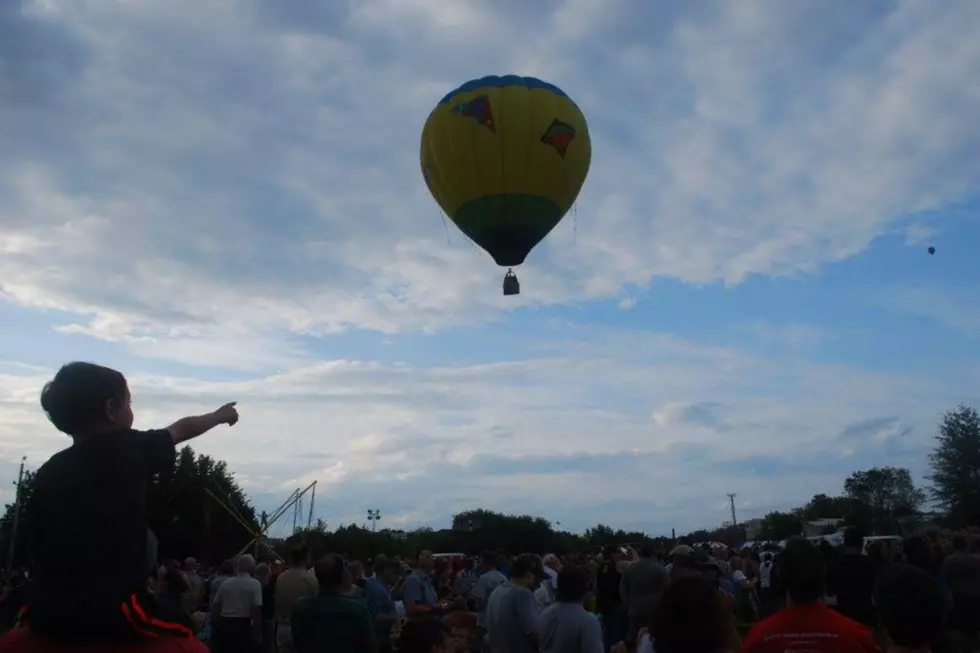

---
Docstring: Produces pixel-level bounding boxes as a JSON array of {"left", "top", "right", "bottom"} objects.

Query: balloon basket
[{"left": 502, "top": 269, "right": 520, "bottom": 296}]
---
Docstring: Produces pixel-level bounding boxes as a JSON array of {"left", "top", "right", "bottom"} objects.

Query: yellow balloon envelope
[{"left": 420, "top": 75, "right": 591, "bottom": 292}]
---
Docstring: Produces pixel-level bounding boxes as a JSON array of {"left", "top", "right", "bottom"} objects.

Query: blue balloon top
[{"left": 438, "top": 75, "right": 576, "bottom": 107}]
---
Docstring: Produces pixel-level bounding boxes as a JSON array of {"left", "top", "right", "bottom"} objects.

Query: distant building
[
  {"left": 743, "top": 518, "right": 765, "bottom": 541},
  {"left": 803, "top": 518, "right": 844, "bottom": 538}
]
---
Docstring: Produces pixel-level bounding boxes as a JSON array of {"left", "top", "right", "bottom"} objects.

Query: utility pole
[
  {"left": 7, "top": 457, "right": 26, "bottom": 573},
  {"left": 367, "top": 509, "right": 381, "bottom": 532},
  {"left": 727, "top": 493, "right": 738, "bottom": 529}
]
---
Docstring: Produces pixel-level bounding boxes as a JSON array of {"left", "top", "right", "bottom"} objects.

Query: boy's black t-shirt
[{"left": 27, "top": 429, "right": 175, "bottom": 624}]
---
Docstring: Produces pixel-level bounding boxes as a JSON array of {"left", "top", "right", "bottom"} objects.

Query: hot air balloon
[
  {"left": 927, "top": 246, "right": 936, "bottom": 255},
  {"left": 420, "top": 75, "right": 592, "bottom": 295}
]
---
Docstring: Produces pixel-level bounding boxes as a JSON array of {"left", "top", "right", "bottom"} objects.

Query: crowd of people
[{"left": 4, "top": 528, "right": 980, "bottom": 653}]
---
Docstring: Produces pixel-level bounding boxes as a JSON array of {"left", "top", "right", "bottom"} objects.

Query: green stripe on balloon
[{"left": 451, "top": 194, "right": 564, "bottom": 267}]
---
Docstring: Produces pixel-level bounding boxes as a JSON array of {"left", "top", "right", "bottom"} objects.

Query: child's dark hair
[{"left": 40, "top": 362, "right": 128, "bottom": 435}]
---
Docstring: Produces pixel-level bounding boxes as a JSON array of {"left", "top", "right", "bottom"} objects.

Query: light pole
[{"left": 367, "top": 509, "right": 381, "bottom": 532}]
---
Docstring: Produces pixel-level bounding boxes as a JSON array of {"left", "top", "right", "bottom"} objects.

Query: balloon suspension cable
[
  {"left": 573, "top": 203, "right": 578, "bottom": 245},
  {"left": 439, "top": 212, "right": 451, "bottom": 244}
]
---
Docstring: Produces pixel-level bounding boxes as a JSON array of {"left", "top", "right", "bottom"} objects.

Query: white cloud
[
  {"left": 0, "top": 328, "right": 968, "bottom": 531},
  {"left": 882, "top": 286, "right": 980, "bottom": 336},
  {"left": 738, "top": 322, "right": 825, "bottom": 349},
  {"left": 0, "top": 0, "right": 977, "bottom": 343},
  {"left": 1, "top": 0, "right": 979, "bottom": 532},
  {"left": 904, "top": 223, "right": 937, "bottom": 246}
]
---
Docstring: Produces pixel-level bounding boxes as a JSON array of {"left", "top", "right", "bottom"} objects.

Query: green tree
[
  {"left": 583, "top": 524, "right": 617, "bottom": 548},
  {"left": 759, "top": 510, "right": 802, "bottom": 540},
  {"left": 451, "top": 509, "right": 558, "bottom": 554},
  {"left": 798, "top": 493, "right": 872, "bottom": 532},
  {"left": 0, "top": 470, "right": 37, "bottom": 569},
  {"left": 844, "top": 466, "right": 925, "bottom": 533},
  {"left": 929, "top": 405, "right": 980, "bottom": 526},
  {"left": 147, "top": 446, "right": 259, "bottom": 563}
]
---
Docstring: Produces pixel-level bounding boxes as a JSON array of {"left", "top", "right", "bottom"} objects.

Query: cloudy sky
[{"left": 1, "top": 0, "right": 979, "bottom": 538}]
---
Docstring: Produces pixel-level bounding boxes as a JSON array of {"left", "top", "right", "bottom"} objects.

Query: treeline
[
  {"left": 2, "top": 406, "right": 977, "bottom": 566},
  {"left": 282, "top": 405, "right": 980, "bottom": 559},
  {"left": 281, "top": 510, "right": 672, "bottom": 562},
  {"left": 750, "top": 405, "right": 980, "bottom": 541}
]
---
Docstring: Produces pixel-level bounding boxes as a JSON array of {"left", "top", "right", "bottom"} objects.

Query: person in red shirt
[{"left": 742, "top": 537, "right": 881, "bottom": 653}]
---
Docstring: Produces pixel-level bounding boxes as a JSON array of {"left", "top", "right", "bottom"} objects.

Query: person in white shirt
[
  {"left": 757, "top": 551, "right": 776, "bottom": 617},
  {"left": 535, "top": 554, "right": 561, "bottom": 607},
  {"left": 212, "top": 554, "right": 263, "bottom": 653}
]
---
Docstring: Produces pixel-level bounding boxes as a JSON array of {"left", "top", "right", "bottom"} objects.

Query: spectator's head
[
  {"left": 509, "top": 553, "right": 545, "bottom": 589},
  {"left": 602, "top": 545, "right": 621, "bottom": 564},
  {"left": 397, "top": 618, "right": 451, "bottom": 653},
  {"left": 255, "top": 563, "right": 271, "bottom": 585},
  {"left": 639, "top": 544, "right": 655, "bottom": 559},
  {"left": 159, "top": 566, "right": 189, "bottom": 600},
  {"left": 953, "top": 534, "right": 968, "bottom": 552},
  {"left": 378, "top": 559, "right": 401, "bottom": 585},
  {"left": 236, "top": 554, "right": 257, "bottom": 576},
  {"left": 903, "top": 536, "right": 933, "bottom": 573},
  {"left": 842, "top": 527, "right": 864, "bottom": 550},
  {"left": 780, "top": 537, "right": 825, "bottom": 605},
  {"left": 480, "top": 551, "right": 498, "bottom": 571},
  {"left": 432, "top": 558, "right": 449, "bottom": 578},
  {"left": 286, "top": 541, "right": 310, "bottom": 567},
  {"left": 313, "top": 554, "right": 346, "bottom": 590},
  {"left": 669, "top": 544, "right": 693, "bottom": 561},
  {"left": 555, "top": 565, "right": 591, "bottom": 604},
  {"left": 40, "top": 362, "right": 133, "bottom": 436},
  {"left": 874, "top": 563, "right": 944, "bottom": 650},
  {"left": 417, "top": 550, "right": 434, "bottom": 572},
  {"left": 867, "top": 541, "right": 885, "bottom": 565},
  {"left": 650, "top": 576, "right": 728, "bottom": 653},
  {"left": 219, "top": 559, "right": 235, "bottom": 576},
  {"left": 542, "top": 553, "right": 561, "bottom": 572},
  {"left": 183, "top": 557, "right": 198, "bottom": 574},
  {"left": 348, "top": 560, "right": 364, "bottom": 580}
]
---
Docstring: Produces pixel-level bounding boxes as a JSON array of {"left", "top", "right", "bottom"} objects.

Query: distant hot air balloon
[
  {"left": 420, "top": 75, "right": 592, "bottom": 295},
  {"left": 927, "top": 246, "right": 936, "bottom": 255}
]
